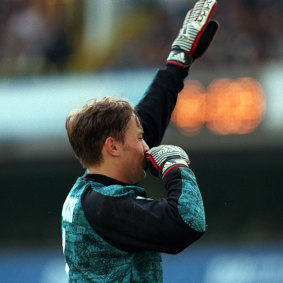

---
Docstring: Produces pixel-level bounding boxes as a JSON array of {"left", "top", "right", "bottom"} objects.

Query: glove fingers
[
  {"left": 190, "top": 0, "right": 205, "bottom": 24},
  {"left": 192, "top": 20, "right": 219, "bottom": 60},
  {"left": 183, "top": 9, "right": 193, "bottom": 28}
]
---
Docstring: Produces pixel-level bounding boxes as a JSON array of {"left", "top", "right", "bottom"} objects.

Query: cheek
[
  {"left": 134, "top": 141, "right": 144, "bottom": 153},
  {"left": 133, "top": 144, "right": 144, "bottom": 164}
]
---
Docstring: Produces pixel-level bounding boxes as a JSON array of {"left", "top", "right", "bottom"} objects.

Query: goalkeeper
[{"left": 62, "top": 1, "right": 218, "bottom": 282}]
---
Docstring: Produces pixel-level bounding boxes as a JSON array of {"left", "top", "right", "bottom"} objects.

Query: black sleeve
[
  {"left": 135, "top": 64, "right": 188, "bottom": 148},
  {"left": 82, "top": 167, "right": 204, "bottom": 254}
]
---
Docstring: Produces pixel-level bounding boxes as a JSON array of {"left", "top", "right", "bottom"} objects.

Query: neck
[{"left": 87, "top": 163, "right": 130, "bottom": 184}]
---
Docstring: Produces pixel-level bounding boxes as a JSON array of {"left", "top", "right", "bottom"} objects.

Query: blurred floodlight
[
  {"left": 171, "top": 77, "right": 265, "bottom": 136},
  {"left": 171, "top": 81, "right": 206, "bottom": 135}
]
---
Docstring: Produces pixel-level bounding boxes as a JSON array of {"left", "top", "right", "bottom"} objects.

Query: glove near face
[
  {"left": 146, "top": 145, "right": 190, "bottom": 179},
  {"left": 167, "top": 0, "right": 219, "bottom": 68}
]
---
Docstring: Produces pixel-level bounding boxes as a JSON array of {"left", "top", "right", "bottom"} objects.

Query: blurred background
[{"left": 0, "top": 0, "right": 283, "bottom": 282}]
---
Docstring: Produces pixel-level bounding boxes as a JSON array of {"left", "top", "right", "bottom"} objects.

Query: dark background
[{"left": 2, "top": 144, "right": 282, "bottom": 249}]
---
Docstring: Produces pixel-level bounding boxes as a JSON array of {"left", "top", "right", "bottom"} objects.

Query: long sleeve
[
  {"left": 135, "top": 64, "right": 188, "bottom": 148},
  {"left": 82, "top": 167, "right": 205, "bottom": 254}
]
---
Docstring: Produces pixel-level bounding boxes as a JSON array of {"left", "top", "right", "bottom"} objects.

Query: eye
[{"left": 138, "top": 135, "right": 144, "bottom": 140}]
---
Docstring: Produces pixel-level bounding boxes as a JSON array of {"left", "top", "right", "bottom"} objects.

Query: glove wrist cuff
[
  {"left": 167, "top": 49, "right": 193, "bottom": 69},
  {"left": 162, "top": 159, "right": 189, "bottom": 179},
  {"left": 162, "top": 164, "right": 187, "bottom": 179}
]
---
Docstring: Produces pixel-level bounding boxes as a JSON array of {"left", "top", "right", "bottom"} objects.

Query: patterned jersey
[
  {"left": 62, "top": 177, "right": 163, "bottom": 282},
  {"left": 62, "top": 166, "right": 205, "bottom": 282}
]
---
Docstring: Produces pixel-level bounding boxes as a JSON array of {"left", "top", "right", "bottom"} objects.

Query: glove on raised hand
[
  {"left": 146, "top": 145, "right": 190, "bottom": 179},
  {"left": 167, "top": 0, "right": 219, "bottom": 68}
]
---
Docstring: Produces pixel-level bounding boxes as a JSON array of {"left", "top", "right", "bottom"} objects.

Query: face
[{"left": 119, "top": 115, "right": 149, "bottom": 184}]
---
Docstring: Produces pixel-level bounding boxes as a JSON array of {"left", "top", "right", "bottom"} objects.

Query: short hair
[{"left": 66, "top": 97, "right": 139, "bottom": 168}]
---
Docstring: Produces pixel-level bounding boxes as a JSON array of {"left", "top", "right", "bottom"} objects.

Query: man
[{"left": 62, "top": 0, "right": 218, "bottom": 282}]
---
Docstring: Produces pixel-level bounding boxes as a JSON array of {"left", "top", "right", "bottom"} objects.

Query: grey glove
[
  {"left": 146, "top": 145, "right": 190, "bottom": 179},
  {"left": 167, "top": 0, "right": 219, "bottom": 68}
]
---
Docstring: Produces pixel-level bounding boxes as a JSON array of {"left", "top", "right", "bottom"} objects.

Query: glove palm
[{"left": 167, "top": 0, "right": 219, "bottom": 68}]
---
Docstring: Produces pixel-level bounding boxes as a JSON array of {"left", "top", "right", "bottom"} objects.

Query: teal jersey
[
  {"left": 62, "top": 176, "right": 162, "bottom": 282},
  {"left": 62, "top": 166, "right": 205, "bottom": 282}
]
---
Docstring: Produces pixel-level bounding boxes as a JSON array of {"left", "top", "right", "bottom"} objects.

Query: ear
[{"left": 104, "top": 137, "right": 121, "bottom": 157}]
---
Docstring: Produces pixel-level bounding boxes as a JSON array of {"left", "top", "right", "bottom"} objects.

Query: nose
[{"left": 143, "top": 140, "right": 149, "bottom": 152}]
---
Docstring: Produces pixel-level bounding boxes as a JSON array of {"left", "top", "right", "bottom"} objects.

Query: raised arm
[
  {"left": 135, "top": 65, "right": 188, "bottom": 148},
  {"left": 136, "top": 0, "right": 218, "bottom": 148}
]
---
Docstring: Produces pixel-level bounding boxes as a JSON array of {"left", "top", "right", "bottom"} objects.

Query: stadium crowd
[{"left": 0, "top": 0, "right": 282, "bottom": 74}]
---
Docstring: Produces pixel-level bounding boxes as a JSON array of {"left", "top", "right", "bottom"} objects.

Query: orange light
[
  {"left": 171, "top": 81, "right": 206, "bottom": 136},
  {"left": 171, "top": 78, "right": 266, "bottom": 136}
]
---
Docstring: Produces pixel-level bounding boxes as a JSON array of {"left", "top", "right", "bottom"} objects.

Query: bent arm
[
  {"left": 82, "top": 167, "right": 205, "bottom": 254},
  {"left": 135, "top": 64, "right": 188, "bottom": 148}
]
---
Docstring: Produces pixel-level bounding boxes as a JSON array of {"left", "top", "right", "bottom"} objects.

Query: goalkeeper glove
[
  {"left": 167, "top": 0, "right": 219, "bottom": 68},
  {"left": 146, "top": 145, "right": 190, "bottom": 179}
]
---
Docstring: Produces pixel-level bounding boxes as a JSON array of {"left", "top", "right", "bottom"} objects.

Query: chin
[
  {"left": 141, "top": 170, "right": 147, "bottom": 180},
  {"left": 134, "top": 170, "right": 147, "bottom": 184}
]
